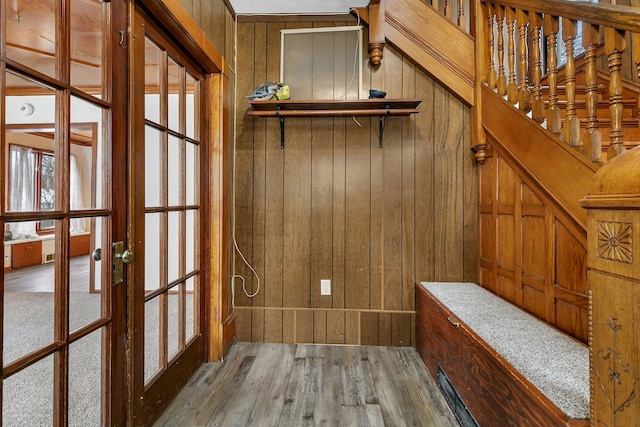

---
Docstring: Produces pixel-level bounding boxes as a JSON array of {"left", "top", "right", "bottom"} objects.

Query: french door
[
  {"left": 128, "top": 6, "right": 207, "bottom": 424},
  {"left": 0, "top": 0, "right": 128, "bottom": 425}
]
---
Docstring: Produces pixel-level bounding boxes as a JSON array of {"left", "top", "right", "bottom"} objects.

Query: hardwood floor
[
  {"left": 154, "top": 342, "right": 460, "bottom": 426},
  {"left": 4, "top": 255, "right": 90, "bottom": 292}
]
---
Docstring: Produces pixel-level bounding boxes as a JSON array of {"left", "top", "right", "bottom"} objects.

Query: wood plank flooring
[
  {"left": 4, "top": 255, "right": 90, "bottom": 292},
  {"left": 154, "top": 342, "right": 460, "bottom": 426}
]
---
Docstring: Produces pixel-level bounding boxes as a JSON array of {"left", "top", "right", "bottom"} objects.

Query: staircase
[{"left": 366, "top": 1, "right": 640, "bottom": 424}]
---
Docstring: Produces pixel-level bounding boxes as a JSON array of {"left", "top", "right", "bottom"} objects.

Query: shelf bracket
[
  {"left": 276, "top": 106, "right": 285, "bottom": 149},
  {"left": 378, "top": 104, "right": 390, "bottom": 148}
]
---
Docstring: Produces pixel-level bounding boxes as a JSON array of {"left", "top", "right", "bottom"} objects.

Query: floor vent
[
  {"left": 44, "top": 253, "right": 55, "bottom": 263},
  {"left": 437, "top": 366, "right": 479, "bottom": 427}
]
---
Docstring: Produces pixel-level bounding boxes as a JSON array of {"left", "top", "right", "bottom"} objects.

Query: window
[
  {"left": 7, "top": 144, "right": 83, "bottom": 237},
  {"left": 280, "top": 26, "right": 363, "bottom": 100}
]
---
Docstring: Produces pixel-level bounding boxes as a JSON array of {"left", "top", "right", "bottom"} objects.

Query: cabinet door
[
  {"left": 12, "top": 241, "right": 43, "bottom": 268},
  {"left": 70, "top": 235, "right": 90, "bottom": 257}
]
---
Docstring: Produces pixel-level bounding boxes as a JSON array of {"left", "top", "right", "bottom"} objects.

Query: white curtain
[
  {"left": 70, "top": 154, "right": 85, "bottom": 233},
  {"left": 7, "top": 148, "right": 85, "bottom": 239},
  {"left": 8, "top": 145, "right": 37, "bottom": 239}
]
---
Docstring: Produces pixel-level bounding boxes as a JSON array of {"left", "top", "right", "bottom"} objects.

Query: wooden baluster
[
  {"left": 516, "top": 9, "right": 531, "bottom": 113},
  {"left": 487, "top": 4, "right": 497, "bottom": 90},
  {"left": 531, "top": 12, "right": 544, "bottom": 124},
  {"left": 583, "top": 23, "right": 602, "bottom": 162},
  {"left": 545, "top": 15, "right": 561, "bottom": 136},
  {"left": 445, "top": 0, "right": 452, "bottom": 21},
  {"left": 496, "top": 6, "right": 507, "bottom": 96},
  {"left": 458, "top": 0, "right": 465, "bottom": 29},
  {"left": 506, "top": 7, "right": 518, "bottom": 104},
  {"left": 562, "top": 18, "right": 580, "bottom": 146},
  {"left": 605, "top": 27, "right": 627, "bottom": 160}
]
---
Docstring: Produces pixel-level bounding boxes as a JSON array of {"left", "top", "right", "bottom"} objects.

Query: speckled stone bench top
[{"left": 419, "top": 282, "right": 589, "bottom": 420}]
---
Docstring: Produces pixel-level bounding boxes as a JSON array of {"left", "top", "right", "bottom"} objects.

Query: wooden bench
[{"left": 416, "top": 282, "right": 589, "bottom": 427}]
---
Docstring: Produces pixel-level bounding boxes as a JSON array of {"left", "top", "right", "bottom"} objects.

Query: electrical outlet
[{"left": 321, "top": 279, "right": 331, "bottom": 296}]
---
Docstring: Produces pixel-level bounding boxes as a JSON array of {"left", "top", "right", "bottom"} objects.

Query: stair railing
[{"left": 474, "top": 0, "right": 640, "bottom": 165}]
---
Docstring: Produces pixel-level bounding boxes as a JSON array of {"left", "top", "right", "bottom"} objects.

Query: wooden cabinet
[
  {"left": 70, "top": 234, "right": 91, "bottom": 257},
  {"left": 12, "top": 240, "right": 43, "bottom": 269}
]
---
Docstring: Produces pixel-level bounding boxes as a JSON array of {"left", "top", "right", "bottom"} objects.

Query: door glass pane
[
  {"left": 168, "top": 284, "right": 180, "bottom": 361},
  {"left": 71, "top": 96, "right": 105, "bottom": 210},
  {"left": 68, "top": 328, "right": 103, "bottom": 427},
  {"left": 145, "top": 37, "right": 162, "bottom": 124},
  {"left": 167, "top": 57, "right": 180, "bottom": 133},
  {"left": 168, "top": 211, "right": 180, "bottom": 284},
  {"left": 185, "top": 209, "right": 196, "bottom": 274},
  {"left": 145, "top": 126, "right": 163, "bottom": 208},
  {"left": 4, "top": 220, "right": 57, "bottom": 364},
  {"left": 145, "top": 213, "right": 162, "bottom": 292},
  {"left": 5, "top": 73, "right": 57, "bottom": 216},
  {"left": 186, "top": 142, "right": 197, "bottom": 206},
  {"left": 3, "top": 354, "right": 54, "bottom": 425},
  {"left": 186, "top": 72, "right": 196, "bottom": 139},
  {"left": 168, "top": 135, "right": 181, "bottom": 207},
  {"left": 70, "top": 217, "right": 105, "bottom": 333},
  {"left": 5, "top": 0, "right": 57, "bottom": 78},
  {"left": 186, "top": 275, "right": 196, "bottom": 341},
  {"left": 70, "top": 0, "right": 104, "bottom": 95},
  {"left": 144, "top": 295, "right": 161, "bottom": 383}
]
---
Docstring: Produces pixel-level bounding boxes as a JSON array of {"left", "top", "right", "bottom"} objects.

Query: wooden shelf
[{"left": 247, "top": 99, "right": 422, "bottom": 147}]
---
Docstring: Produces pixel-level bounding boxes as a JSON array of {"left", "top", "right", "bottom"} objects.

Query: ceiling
[{"left": 228, "top": 0, "right": 371, "bottom": 15}]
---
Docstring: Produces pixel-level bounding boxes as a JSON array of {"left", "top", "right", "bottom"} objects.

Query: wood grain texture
[
  {"left": 582, "top": 151, "right": 640, "bottom": 424},
  {"left": 234, "top": 20, "right": 476, "bottom": 345},
  {"left": 478, "top": 135, "right": 589, "bottom": 342},
  {"left": 384, "top": 0, "right": 475, "bottom": 104},
  {"left": 154, "top": 342, "right": 459, "bottom": 426},
  {"left": 416, "top": 285, "right": 589, "bottom": 427}
]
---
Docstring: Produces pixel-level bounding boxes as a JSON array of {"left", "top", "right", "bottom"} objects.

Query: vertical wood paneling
[
  {"left": 313, "top": 310, "right": 327, "bottom": 344},
  {"left": 479, "top": 147, "right": 588, "bottom": 343},
  {"left": 296, "top": 310, "right": 313, "bottom": 343},
  {"left": 345, "top": 311, "right": 360, "bottom": 345},
  {"left": 361, "top": 312, "right": 379, "bottom": 346},
  {"left": 264, "top": 23, "right": 286, "bottom": 321},
  {"left": 369, "top": 27, "right": 384, "bottom": 312},
  {"left": 333, "top": 119, "right": 347, "bottom": 310},
  {"left": 264, "top": 310, "right": 283, "bottom": 343},
  {"left": 251, "top": 308, "right": 264, "bottom": 342},
  {"left": 235, "top": 23, "right": 256, "bottom": 311},
  {"left": 181, "top": 0, "right": 229, "bottom": 61},
  {"left": 327, "top": 311, "right": 345, "bottom": 344},
  {"left": 463, "top": 106, "right": 478, "bottom": 282},
  {"left": 253, "top": 23, "right": 267, "bottom": 312},
  {"left": 311, "top": 119, "right": 334, "bottom": 309},
  {"left": 345, "top": 116, "right": 372, "bottom": 309},
  {"left": 401, "top": 57, "right": 416, "bottom": 311},
  {"left": 234, "top": 21, "right": 477, "bottom": 346},
  {"left": 282, "top": 310, "right": 295, "bottom": 343},
  {"left": 378, "top": 313, "right": 392, "bottom": 346},
  {"left": 382, "top": 47, "right": 404, "bottom": 311},
  {"left": 414, "top": 69, "right": 436, "bottom": 282},
  {"left": 434, "top": 86, "right": 465, "bottom": 281}
]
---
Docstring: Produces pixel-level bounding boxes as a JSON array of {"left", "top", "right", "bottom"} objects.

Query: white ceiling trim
[{"left": 228, "top": 0, "right": 371, "bottom": 15}]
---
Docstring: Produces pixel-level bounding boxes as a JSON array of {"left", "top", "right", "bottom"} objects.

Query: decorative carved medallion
[
  {"left": 597, "top": 221, "right": 632, "bottom": 264},
  {"left": 595, "top": 316, "right": 636, "bottom": 426}
]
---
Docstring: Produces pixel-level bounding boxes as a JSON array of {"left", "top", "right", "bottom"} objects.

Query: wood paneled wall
[
  {"left": 478, "top": 142, "right": 588, "bottom": 343},
  {"left": 233, "top": 20, "right": 478, "bottom": 346},
  {"left": 179, "top": 0, "right": 232, "bottom": 62}
]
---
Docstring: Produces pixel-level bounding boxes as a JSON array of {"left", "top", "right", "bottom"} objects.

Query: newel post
[
  {"left": 368, "top": 0, "right": 385, "bottom": 66},
  {"left": 581, "top": 147, "right": 640, "bottom": 425},
  {"left": 471, "top": 0, "right": 488, "bottom": 164}
]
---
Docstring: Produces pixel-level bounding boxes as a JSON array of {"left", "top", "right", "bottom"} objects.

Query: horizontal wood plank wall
[
  {"left": 479, "top": 143, "right": 588, "bottom": 343},
  {"left": 234, "top": 20, "right": 477, "bottom": 346}
]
